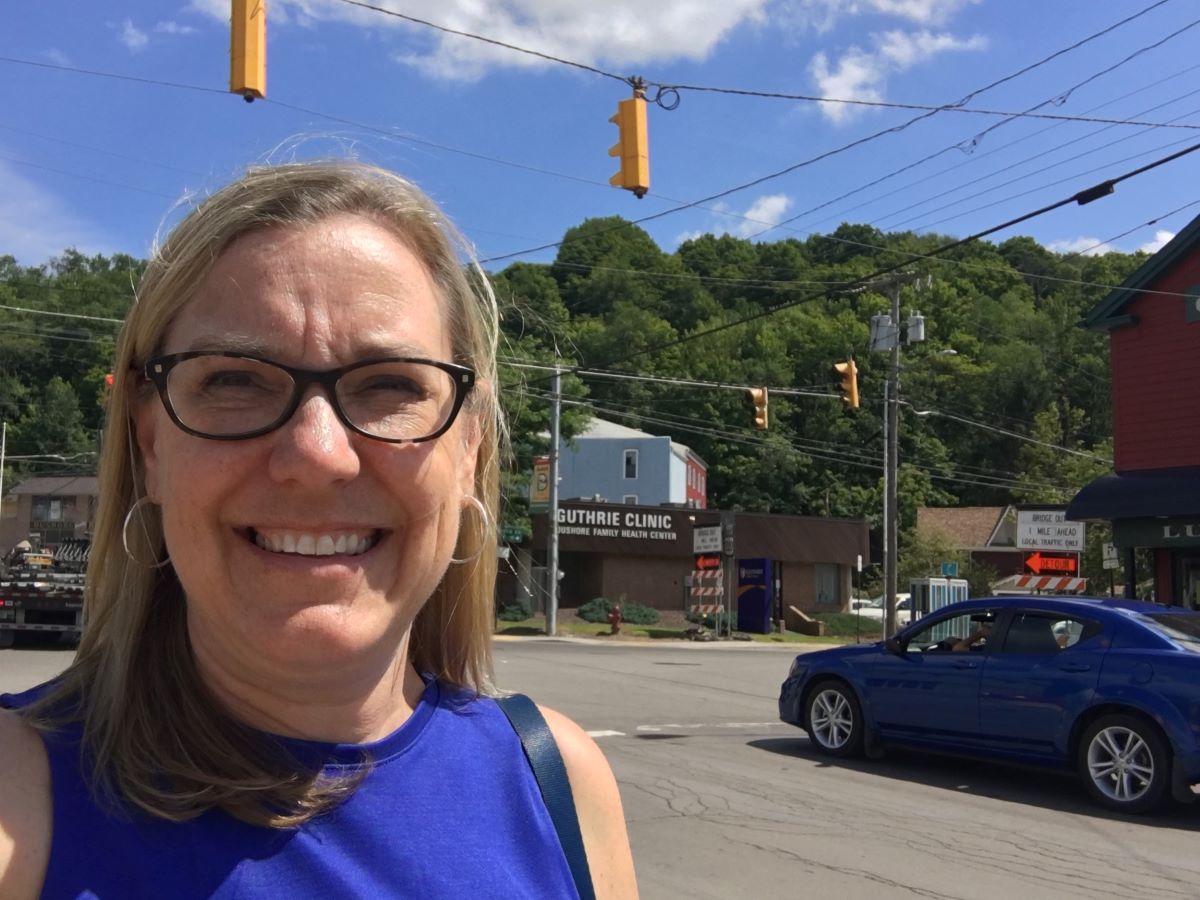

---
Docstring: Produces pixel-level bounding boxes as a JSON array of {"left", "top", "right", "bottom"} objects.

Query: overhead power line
[
  {"left": 508, "top": 139, "right": 1200, "bottom": 387},
  {"left": 337, "top": 0, "right": 1194, "bottom": 132}
]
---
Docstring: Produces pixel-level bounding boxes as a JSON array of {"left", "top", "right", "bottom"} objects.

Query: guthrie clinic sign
[
  {"left": 1016, "top": 507, "right": 1086, "bottom": 553},
  {"left": 558, "top": 507, "right": 679, "bottom": 542}
]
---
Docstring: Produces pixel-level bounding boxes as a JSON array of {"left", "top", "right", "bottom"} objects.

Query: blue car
[{"left": 778, "top": 596, "right": 1200, "bottom": 814}]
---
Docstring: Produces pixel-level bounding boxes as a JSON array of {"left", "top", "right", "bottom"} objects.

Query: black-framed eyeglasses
[{"left": 142, "top": 351, "right": 476, "bottom": 443}]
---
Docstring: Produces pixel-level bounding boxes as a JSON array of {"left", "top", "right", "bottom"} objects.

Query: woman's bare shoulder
[
  {"left": 0, "top": 707, "right": 51, "bottom": 898},
  {"left": 538, "top": 705, "right": 639, "bottom": 900}
]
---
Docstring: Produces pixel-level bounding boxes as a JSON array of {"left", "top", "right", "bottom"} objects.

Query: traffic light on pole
[
  {"left": 833, "top": 358, "right": 859, "bottom": 408},
  {"left": 230, "top": 0, "right": 266, "bottom": 102},
  {"left": 746, "top": 387, "right": 768, "bottom": 430},
  {"left": 609, "top": 95, "right": 649, "bottom": 198}
]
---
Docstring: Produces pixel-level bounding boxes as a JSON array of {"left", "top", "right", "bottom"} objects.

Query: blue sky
[{"left": 3, "top": 0, "right": 1199, "bottom": 269}]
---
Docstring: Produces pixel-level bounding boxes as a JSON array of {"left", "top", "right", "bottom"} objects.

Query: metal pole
[
  {"left": 546, "top": 368, "right": 562, "bottom": 637},
  {"left": 880, "top": 379, "right": 889, "bottom": 638},
  {"left": 0, "top": 422, "right": 6, "bottom": 536},
  {"left": 886, "top": 283, "right": 901, "bottom": 638}
]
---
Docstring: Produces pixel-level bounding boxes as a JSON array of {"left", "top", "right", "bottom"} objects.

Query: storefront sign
[
  {"left": 1016, "top": 508, "right": 1086, "bottom": 551},
  {"left": 556, "top": 507, "right": 678, "bottom": 542},
  {"left": 1113, "top": 518, "right": 1200, "bottom": 549}
]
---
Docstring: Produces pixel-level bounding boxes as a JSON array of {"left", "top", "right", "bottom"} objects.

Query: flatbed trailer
[{"left": 0, "top": 538, "right": 88, "bottom": 648}]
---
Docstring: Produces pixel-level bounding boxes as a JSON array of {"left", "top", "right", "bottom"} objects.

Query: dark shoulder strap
[{"left": 495, "top": 693, "right": 596, "bottom": 900}]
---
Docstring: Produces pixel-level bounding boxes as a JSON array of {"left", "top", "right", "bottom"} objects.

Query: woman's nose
[{"left": 266, "top": 388, "right": 361, "bottom": 484}]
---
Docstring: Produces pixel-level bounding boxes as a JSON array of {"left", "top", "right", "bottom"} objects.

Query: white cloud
[
  {"left": 780, "top": 0, "right": 979, "bottom": 33},
  {"left": 1046, "top": 237, "right": 1114, "bottom": 257},
  {"left": 186, "top": 0, "right": 229, "bottom": 20},
  {"left": 118, "top": 19, "right": 149, "bottom": 52},
  {"left": 1137, "top": 229, "right": 1174, "bottom": 254},
  {"left": 674, "top": 193, "right": 795, "bottom": 245},
  {"left": 809, "top": 29, "right": 986, "bottom": 123},
  {"left": 155, "top": 21, "right": 198, "bottom": 35},
  {"left": 43, "top": 48, "right": 70, "bottom": 67},
  {"left": 0, "top": 161, "right": 111, "bottom": 265},
  {"left": 187, "top": 0, "right": 773, "bottom": 79},
  {"left": 736, "top": 194, "right": 795, "bottom": 236}
]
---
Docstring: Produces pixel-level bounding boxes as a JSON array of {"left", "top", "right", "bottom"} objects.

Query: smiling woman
[{"left": 0, "top": 162, "right": 637, "bottom": 899}]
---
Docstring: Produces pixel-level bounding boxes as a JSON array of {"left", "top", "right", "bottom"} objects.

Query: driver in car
[{"left": 951, "top": 618, "right": 992, "bottom": 652}]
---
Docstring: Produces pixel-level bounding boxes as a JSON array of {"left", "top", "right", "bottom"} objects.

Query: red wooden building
[{"left": 1066, "top": 215, "right": 1200, "bottom": 604}]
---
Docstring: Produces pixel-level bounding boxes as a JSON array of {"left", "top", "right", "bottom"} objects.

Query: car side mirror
[{"left": 884, "top": 637, "right": 904, "bottom": 655}]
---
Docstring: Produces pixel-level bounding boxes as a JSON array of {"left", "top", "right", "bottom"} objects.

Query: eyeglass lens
[{"left": 164, "top": 356, "right": 457, "bottom": 440}]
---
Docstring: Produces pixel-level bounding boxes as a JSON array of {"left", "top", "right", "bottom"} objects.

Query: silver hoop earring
[
  {"left": 450, "top": 494, "right": 492, "bottom": 565},
  {"left": 122, "top": 496, "right": 171, "bottom": 569}
]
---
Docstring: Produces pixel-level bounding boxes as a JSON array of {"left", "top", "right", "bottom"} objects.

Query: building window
[
  {"left": 623, "top": 449, "right": 638, "bottom": 479},
  {"left": 31, "top": 496, "right": 67, "bottom": 522},
  {"left": 623, "top": 494, "right": 638, "bottom": 504},
  {"left": 815, "top": 563, "right": 839, "bottom": 605}
]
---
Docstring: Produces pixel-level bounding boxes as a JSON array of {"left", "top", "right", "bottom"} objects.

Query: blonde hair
[{"left": 27, "top": 161, "right": 503, "bottom": 827}]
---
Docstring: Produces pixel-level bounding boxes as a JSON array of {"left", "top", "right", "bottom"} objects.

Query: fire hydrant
[{"left": 607, "top": 603, "right": 622, "bottom": 635}]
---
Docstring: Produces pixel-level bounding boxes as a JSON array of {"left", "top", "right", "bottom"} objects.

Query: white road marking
[
  {"left": 587, "top": 730, "right": 626, "bottom": 738},
  {"left": 636, "top": 722, "right": 785, "bottom": 731}
]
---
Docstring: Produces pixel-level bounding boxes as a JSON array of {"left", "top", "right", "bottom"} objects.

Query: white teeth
[{"left": 252, "top": 531, "right": 376, "bottom": 557}]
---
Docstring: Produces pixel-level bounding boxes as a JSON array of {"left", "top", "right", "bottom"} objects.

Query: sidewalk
[{"left": 492, "top": 632, "right": 843, "bottom": 651}]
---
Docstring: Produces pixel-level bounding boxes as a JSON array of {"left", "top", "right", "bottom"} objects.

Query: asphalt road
[
  {"left": 5, "top": 638, "right": 1200, "bottom": 899},
  {"left": 493, "top": 637, "right": 1200, "bottom": 900}
]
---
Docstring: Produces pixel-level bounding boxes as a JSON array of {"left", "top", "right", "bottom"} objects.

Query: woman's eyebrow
[{"left": 183, "top": 334, "right": 276, "bottom": 355}]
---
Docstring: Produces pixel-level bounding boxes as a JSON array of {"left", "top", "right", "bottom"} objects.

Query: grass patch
[{"left": 494, "top": 612, "right": 880, "bottom": 644}]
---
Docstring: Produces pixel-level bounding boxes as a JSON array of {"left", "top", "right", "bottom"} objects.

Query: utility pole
[
  {"left": 868, "top": 273, "right": 927, "bottom": 637},
  {"left": 546, "top": 368, "right": 562, "bottom": 637},
  {"left": 0, "top": 421, "right": 6, "bottom": 527}
]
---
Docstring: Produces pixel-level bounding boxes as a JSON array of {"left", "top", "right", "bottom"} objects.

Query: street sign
[
  {"left": 940, "top": 561, "right": 958, "bottom": 578},
  {"left": 530, "top": 456, "right": 550, "bottom": 512},
  {"left": 693, "top": 525, "right": 722, "bottom": 554},
  {"left": 1023, "top": 551, "right": 1079, "bottom": 576},
  {"left": 1016, "top": 508, "right": 1086, "bottom": 552},
  {"left": 501, "top": 525, "right": 525, "bottom": 544},
  {"left": 1102, "top": 542, "right": 1120, "bottom": 570},
  {"left": 694, "top": 553, "right": 721, "bottom": 571}
]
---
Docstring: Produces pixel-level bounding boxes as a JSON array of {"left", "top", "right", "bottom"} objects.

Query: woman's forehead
[{"left": 162, "top": 217, "right": 452, "bottom": 360}]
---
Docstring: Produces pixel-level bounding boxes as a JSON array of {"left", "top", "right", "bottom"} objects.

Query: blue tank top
[{"left": 1, "top": 677, "right": 579, "bottom": 899}]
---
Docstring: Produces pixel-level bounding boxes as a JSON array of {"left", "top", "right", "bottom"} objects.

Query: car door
[
  {"left": 978, "top": 610, "right": 1104, "bottom": 759},
  {"left": 867, "top": 608, "right": 996, "bottom": 746}
]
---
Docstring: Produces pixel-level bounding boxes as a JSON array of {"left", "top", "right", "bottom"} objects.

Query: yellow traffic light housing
[
  {"left": 230, "top": 0, "right": 266, "bottom": 102},
  {"left": 833, "top": 359, "right": 859, "bottom": 409},
  {"left": 609, "top": 96, "right": 649, "bottom": 198},
  {"left": 746, "top": 387, "right": 769, "bottom": 430}
]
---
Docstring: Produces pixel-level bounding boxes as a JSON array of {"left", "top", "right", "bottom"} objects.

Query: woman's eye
[
  {"left": 359, "top": 377, "right": 424, "bottom": 398},
  {"left": 203, "top": 370, "right": 267, "bottom": 389}
]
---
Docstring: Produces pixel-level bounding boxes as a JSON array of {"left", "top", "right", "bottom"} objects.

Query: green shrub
[
  {"left": 575, "top": 596, "right": 660, "bottom": 625},
  {"left": 686, "top": 609, "right": 729, "bottom": 628},
  {"left": 496, "top": 596, "right": 533, "bottom": 622},
  {"left": 620, "top": 602, "right": 659, "bottom": 625},
  {"left": 576, "top": 597, "right": 613, "bottom": 623}
]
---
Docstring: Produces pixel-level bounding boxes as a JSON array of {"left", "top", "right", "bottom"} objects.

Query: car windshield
[{"left": 1137, "top": 612, "right": 1200, "bottom": 651}]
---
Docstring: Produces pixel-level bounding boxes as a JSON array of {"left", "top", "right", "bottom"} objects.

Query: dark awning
[{"left": 1066, "top": 467, "right": 1200, "bottom": 521}]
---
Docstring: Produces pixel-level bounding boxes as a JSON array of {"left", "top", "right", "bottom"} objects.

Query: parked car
[
  {"left": 851, "top": 593, "right": 912, "bottom": 625},
  {"left": 779, "top": 596, "right": 1200, "bottom": 814}
]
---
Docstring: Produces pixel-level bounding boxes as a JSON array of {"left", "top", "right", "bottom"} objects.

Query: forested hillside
[{"left": 1, "top": 220, "right": 1142, "bottom": 583}]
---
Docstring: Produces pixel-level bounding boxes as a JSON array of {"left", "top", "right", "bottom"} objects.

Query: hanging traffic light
[
  {"left": 833, "top": 359, "right": 859, "bottom": 408},
  {"left": 746, "top": 387, "right": 768, "bottom": 430},
  {"left": 609, "top": 94, "right": 649, "bottom": 198},
  {"left": 230, "top": 0, "right": 266, "bottom": 102}
]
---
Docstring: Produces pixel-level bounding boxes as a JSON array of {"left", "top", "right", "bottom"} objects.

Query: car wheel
[
  {"left": 1078, "top": 714, "right": 1170, "bottom": 814},
  {"left": 805, "top": 680, "right": 863, "bottom": 758}
]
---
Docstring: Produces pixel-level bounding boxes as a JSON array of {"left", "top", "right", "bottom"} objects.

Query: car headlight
[{"left": 788, "top": 657, "right": 807, "bottom": 679}]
